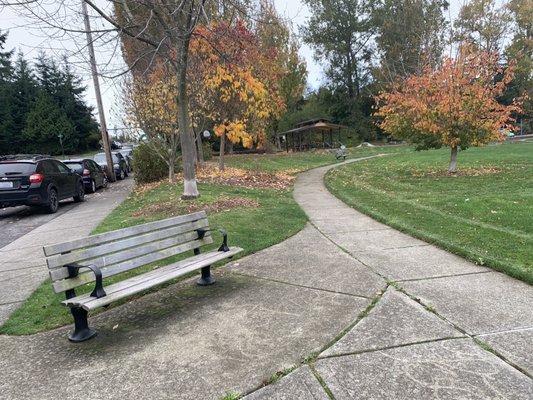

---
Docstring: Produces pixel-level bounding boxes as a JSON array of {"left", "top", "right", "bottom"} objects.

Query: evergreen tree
[
  {"left": 22, "top": 91, "right": 75, "bottom": 154},
  {"left": 0, "top": 30, "right": 15, "bottom": 154},
  {"left": 0, "top": 30, "right": 13, "bottom": 81},
  {"left": 10, "top": 53, "right": 38, "bottom": 152},
  {"left": 59, "top": 58, "right": 99, "bottom": 151},
  {"left": 0, "top": 33, "right": 99, "bottom": 156}
]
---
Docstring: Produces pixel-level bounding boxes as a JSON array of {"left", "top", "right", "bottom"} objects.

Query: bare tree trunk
[
  {"left": 448, "top": 146, "right": 458, "bottom": 173},
  {"left": 168, "top": 134, "right": 178, "bottom": 183},
  {"left": 195, "top": 130, "right": 204, "bottom": 166},
  {"left": 219, "top": 133, "right": 226, "bottom": 171},
  {"left": 169, "top": 161, "right": 176, "bottom": 183},
  {"left": 176, "top": 41, "right": 199, "bottom": 199}
]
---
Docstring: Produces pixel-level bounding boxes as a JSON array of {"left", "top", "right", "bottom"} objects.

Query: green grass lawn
[
  {"left": 224, "top": 145, "right": 405, "bottom": 173},
  {"left": 0, "top": 144, "right": 406, "bottom": 335},
  {"left": 0, "top": 183, "right": 307, "bottom": 335},
  {"left": 326, "top": 143, "right": 533, "bottom": 284}
]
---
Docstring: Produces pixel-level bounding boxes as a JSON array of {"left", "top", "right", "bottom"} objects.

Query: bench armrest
[
  {"left": 196, "top": 227, "right": 230, "bottom": 252},
  {"left": 67, "top": 263, "right": 107, "bottom": 298}
]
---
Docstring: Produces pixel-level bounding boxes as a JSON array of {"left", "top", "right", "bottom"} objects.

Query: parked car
[
  {"left": 0, "top": 155, "right": 85, "bottom": 213},
  {"left": 63, "top": 159, "right": 107, "bottom": 193},
  {"left": 116, "top": 148, "right": 133, "bottom": 172},
  {"left": 93, "top": 152, "right": 128, "bottom": 180}
]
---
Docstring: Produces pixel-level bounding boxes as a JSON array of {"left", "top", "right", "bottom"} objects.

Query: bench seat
[{"left": 64, "top": 246, "right": 242, "bottom": 311}]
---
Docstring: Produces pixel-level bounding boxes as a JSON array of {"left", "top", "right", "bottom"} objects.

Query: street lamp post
[{"left": 58, "top": 133, "right": 65, "bottom": 158}]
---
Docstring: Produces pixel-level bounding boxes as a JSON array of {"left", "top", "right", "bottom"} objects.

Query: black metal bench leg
[
  {"left": 197, "top": 265, "right": 215, "bottom": 286},
  {"left": 68, "top": 307, "right": 97, "bottom": 343}
]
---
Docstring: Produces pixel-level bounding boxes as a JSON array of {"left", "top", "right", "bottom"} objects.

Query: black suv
[
  {"left": 63, "top": 159, "right": 107, "bottom": 193},
  {"left": 0, "top": 155, "right": 85, "bottom": 213}
]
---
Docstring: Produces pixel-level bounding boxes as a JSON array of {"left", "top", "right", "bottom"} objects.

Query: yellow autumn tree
[
  {"left": 125, "top": 64, "right": 180, "bottom": 182},
  {"left": 190, "top": 21, "right": 283, "bottom": 170}
]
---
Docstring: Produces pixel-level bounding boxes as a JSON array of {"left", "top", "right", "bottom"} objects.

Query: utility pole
[{"left": 81, "top": 0, "right": 115, "bottom": 181}]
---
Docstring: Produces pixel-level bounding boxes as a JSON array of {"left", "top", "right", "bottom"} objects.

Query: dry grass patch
[{"left": 410, "top": 166, "right": 504, "bottom": 178}]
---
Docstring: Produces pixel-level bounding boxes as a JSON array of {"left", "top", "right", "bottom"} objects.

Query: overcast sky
[{"left": 0, "top": 0, "right": 466, "bottom": 127}]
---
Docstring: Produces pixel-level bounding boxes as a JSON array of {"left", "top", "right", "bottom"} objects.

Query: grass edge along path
[
  {"left": 0, "top": 145, "right": 407, "bottom": 335},
  {"left": 325, "top": 143, "right": 532, "bottom": 285},
  {"left": 0, "top": 183, "right": 307, "bottom": 335}
]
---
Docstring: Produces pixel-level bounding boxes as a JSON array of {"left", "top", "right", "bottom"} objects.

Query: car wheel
[
  {"left": 102, "top": 176, "right": 108, "bottom": 188},
  {"left": 44, "top": 188, "right": 59, "bottom": 214},
  {"left": 73, "top": 183, "right": 85, "bottom": 202},
  {"left": 89, "top": 179, "right": 97, "bottom": 193},
  {"left": 118, "top": 169, "right": 125, "bottom": 180}
]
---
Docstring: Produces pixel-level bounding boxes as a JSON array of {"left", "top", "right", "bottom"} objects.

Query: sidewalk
[
  {"left": 0, "top": 178, "right": 133, "bottom": 324},
  {"left": 0, "top": 159, "right": 531, "bottom": 399},
  {"left": 246, "top": 159, "right": 533, "bottom": 399}
]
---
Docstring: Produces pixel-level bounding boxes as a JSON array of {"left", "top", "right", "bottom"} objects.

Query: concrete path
[
  {"left": 0, "top": 178, "right": 133, "bottom": 324},
  {"left": 245, "top": 159, "right": 533, "bottom": 399},
  {"left": 0, "top": 158, "right": 531, "bottom": 400}
]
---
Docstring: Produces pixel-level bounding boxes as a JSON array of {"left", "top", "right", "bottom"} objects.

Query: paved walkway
[
  {"left": 0, "top": 159, "right": 531, "bottom": 399},
  {"left": 0, "top": 178, "right": 133, "bottom": 324},
  {"left": 246, "top": 159, "right": 533, "bottom": 399}
]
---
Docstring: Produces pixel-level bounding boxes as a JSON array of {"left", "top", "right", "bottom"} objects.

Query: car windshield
[
  {"left": 64, "top": 162, "right": 83, "bottom": 173},
  {"left": 94, "top": 154, "right": 106, "bottom": 163},
  {"left": 0, "top": 163, "right": 35, "bottom": 176},
  {"left": 95, "top": 154, "right": 119, "bottom": 163}
]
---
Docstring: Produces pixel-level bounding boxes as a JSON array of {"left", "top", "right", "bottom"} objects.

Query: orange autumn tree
[
  {"left": 376, "top": 46, "right": 522, "bottom": 172},
  {"left": 190, "top": 21, "right": 284, "bottom": 170}
]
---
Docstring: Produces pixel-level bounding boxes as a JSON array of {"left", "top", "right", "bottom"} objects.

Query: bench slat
[
  {"left": 43, "top": 211, "right": 207, "bottom": 256},
  {"left": 64, "top": 247, "right": 243, "bottom": 310},
  {"left": 51, "top": 236, "right": 214, "bottom": 293},
  {"left": 49, "top": 230, "right": 212, "bottom": 281},
  {"left": 46, "top": 219, "right": 209, "bottom": 269}
]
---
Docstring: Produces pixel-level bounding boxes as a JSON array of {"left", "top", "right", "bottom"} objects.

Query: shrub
[
  {"left": 202, "top": 141, "right": 213, "bottom": 160},
  {"left": 132, "top": 143, "right": 169, "bottom": 184}
]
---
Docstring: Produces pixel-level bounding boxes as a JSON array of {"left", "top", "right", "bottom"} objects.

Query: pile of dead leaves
[
  {"left": 133, "top": 164, "right": 294, "bottom": 195},
  {"left": 131, "top": 196, "right": 260, "bottom": 219},
  {"left": 133, "top": 180, "right": 167, "bottom": 195},
  {"left": 193, "top": 164, "right": 294, "bottom": 190}
]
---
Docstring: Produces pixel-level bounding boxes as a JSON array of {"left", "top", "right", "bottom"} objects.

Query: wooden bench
[{"left": 43, "top": 211, "right": 242, "bottom": 342}]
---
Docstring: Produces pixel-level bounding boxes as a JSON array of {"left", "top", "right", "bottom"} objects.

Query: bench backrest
[{"left": 44, "top": 211, "right": 213, "bottom": 293}]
